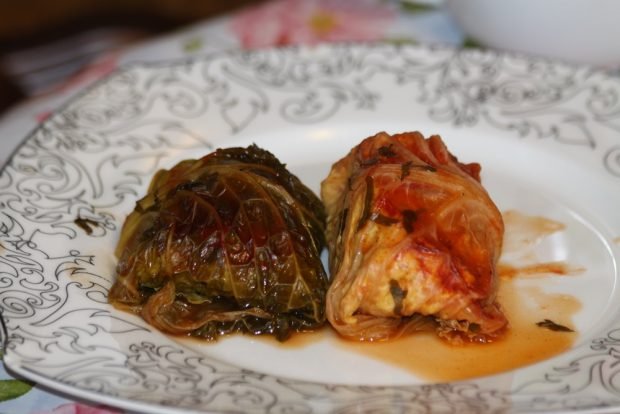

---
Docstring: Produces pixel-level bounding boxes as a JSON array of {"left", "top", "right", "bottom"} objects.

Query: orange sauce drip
[
  {"left": 614, "top": 237, "right": 620, "bottom": 245},
  {"left": 501, "top": 210, "right": 565, "bottom": 254},
  {"left": 498, "top": 262, "right": 584, "bottom": 278}
]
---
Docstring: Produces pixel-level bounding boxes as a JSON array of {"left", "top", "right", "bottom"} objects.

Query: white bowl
[{"left": 445, "top": 0, "right": 620, "bottom": 67}]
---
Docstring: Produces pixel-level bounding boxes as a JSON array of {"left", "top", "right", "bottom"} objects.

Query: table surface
[{"left": 0, "top": 1, "right": 614, "bottom": 413}]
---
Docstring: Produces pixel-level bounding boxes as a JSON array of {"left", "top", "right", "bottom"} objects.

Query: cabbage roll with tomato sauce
[
  {"left": 321, "top": 131, "right": 506, "bottom": 343},
  {"left": 109, "top": 145, "right": 328, "bottom": 341}
]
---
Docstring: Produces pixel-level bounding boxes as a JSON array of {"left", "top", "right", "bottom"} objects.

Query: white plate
[{"left": 1, "top": 43, "right": 619, "bottom": 413}]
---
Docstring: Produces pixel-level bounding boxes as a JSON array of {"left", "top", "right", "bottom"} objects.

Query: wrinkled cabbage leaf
[
  {"left": 109, "top": 145, "right": 328, "bottom": 341},
  {"left": 321, "top": 131, "right": 506, "bottom": 343}
]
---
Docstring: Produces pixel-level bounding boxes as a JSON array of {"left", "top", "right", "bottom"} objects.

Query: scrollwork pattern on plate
[
  {"left": 604, "top": 146, "right": 620, "bottom": 176},
  {"left": 3, "top": 44, "right": 619, "bottom": 240},
  {"left": 1, "top": 43, "right": 620, "bottom": 413}
]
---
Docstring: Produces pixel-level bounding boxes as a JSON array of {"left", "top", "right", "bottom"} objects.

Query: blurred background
[
  {"left": 0, "top": 0, "right": 265, "bottom": 113},
  {"left": 2, "top": 0, "right": 618, "bottom": 118}
]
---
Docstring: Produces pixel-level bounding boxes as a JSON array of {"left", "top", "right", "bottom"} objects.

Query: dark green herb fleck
[
  {"left": 402, "top": 209, "right": 418, "bottom": 233},
  {"left": 378, "top": 145, "right": 397, "bottom": 158},
  {"left": 357, "top": 176, "right": 374, "bottom": 230},
  {"left": 536, "top": 319, "right": 574, "bottom": 332},
  {"left": 389, "top": 279, "right": 407, "bottom": 315},
  {"left": 370, "top": 212, "right": 400, "bottom": 226},
  {"left": 74, "top": 217, "right": 99, "bottom": 235},
  {"left": 401, "top": 161, "right": 436, "bottom": 179},
  {"left": 469, "top": 323, "right": 481, "bottom": 333},
  {"left": 360, "top": 157, "right": 379, "bottom": 167},
  {"left": 338, "top": 208, "right": 349, "bottom": 237},
  {"left": 401, "top": 161, "right": 413, "bottom": 180}
]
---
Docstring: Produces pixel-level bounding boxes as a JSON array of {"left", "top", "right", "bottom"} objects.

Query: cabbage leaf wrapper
[
  {"left": 109, "top": 145, "right": 328, "bottom": 341},
  {"left": 321, "top": 132, "right": 507, "bottom": 343}
]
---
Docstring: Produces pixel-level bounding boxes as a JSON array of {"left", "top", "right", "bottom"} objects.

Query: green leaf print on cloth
[{"left": 0, "top": 379, "right": 33, "bottom": 402}]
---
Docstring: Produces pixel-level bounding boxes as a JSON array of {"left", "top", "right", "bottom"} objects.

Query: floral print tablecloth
[{"left": 0, "top": 1, "right": 463, "bottom": 413}]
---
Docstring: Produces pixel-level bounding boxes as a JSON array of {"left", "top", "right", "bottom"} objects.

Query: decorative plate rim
[{"left": 1, "top": 41, "right": 619, "bottom": 414}]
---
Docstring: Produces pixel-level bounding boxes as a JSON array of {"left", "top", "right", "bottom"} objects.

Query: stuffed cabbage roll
[
  {"left": 321, "top": 131, "right": 506, "bottom": 343},
  {"left": 109, "top": 145, "right": 328, "bottom": 341}
]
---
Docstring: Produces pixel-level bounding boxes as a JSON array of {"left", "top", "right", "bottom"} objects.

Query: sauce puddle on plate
[
  {"left": 498, "top": 262, "right": 583, "bottom": 278},
  {"left": 343, "top": 210, "right": 580, "bottom": 381},
  {"left": 499, "top": 210, "right": 584, "bottom": 279},
  {"left": 333, "top": 278, "right": 580, "bottom": 382}
]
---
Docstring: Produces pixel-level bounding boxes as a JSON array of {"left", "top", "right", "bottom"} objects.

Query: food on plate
[
  {"left": 321, "top": 131, "right": 507, "bottom": 343},
  {"left": 109, "top": 144, "right": 328, "bottom": 341}
]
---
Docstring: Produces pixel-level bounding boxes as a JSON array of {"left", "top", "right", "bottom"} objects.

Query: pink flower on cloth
[
  {"left": 230, "top": 0, "right": 397, "bottom": 48},
  {"left": 32, "top": 402, "right": 121, "bottom": 414},
  {"left": 35, "top": 110, "right": 53, "bottom": 123},
  {"left": 54, "top": 52, "right": 119, "bottom": 94},
  {"left": 32, "top": 52, "right": 119, "bottom": 124}
]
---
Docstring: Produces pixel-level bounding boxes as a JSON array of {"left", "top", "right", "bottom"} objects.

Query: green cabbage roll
[{"left": 109, "top": 145, "right": 328, "bottom": 341}]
